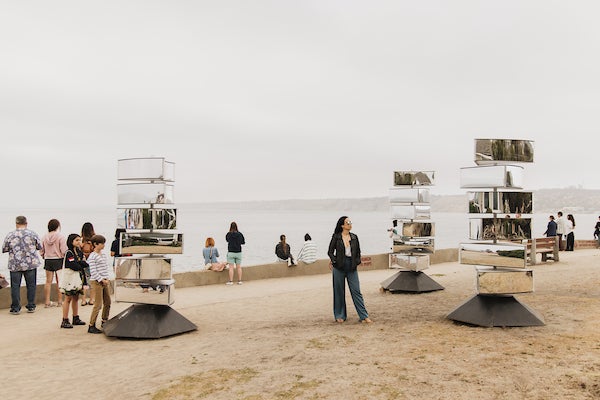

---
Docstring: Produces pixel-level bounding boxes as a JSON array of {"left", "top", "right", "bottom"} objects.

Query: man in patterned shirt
[{"left": 2, "top": 216, "right": 42, "bottom": 314}]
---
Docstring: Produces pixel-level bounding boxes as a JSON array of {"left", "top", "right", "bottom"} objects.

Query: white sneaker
[
  {"left": 237, "top": 281, "right": 243, "bottom": 285},
  {"left": 226, "top": 281, "right": 233, "bottom": 285}
]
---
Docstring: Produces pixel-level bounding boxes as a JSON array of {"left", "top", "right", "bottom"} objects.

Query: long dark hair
[
  {"left": 567, "top": 214, "right": 576, "bottom": 227},
  {"left": 333, "top": 216, "right": 348, "bottom": 235},
  {"left": 81, "top": 222, "right": 95, "bottom": 240},
  {"left": 229, "top": 222, "right": 238, "bottom": 232},
  {"left": 66, "top": 233, "right": 80, "bottom": 251}
]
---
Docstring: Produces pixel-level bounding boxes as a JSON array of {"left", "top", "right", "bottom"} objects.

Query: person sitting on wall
[{"left": 275, "top": 234, "right": 297, "bottom": 266}]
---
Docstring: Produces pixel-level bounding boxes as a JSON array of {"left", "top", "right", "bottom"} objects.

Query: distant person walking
[
  {"left": 327, "top": 216, "right": 372, "bottom": 324},
  {"left": 544, "top": 215, "right": 557, "bottom": 237},
  {"left": 2, "top": 216, "right": 43, "bottom": 315},
  {"left": 275, "top": 234, "right": 297, "bottom": 266},
  {"left": 566, "top": 214, "right": 576, "bottom": 251},
  {"left": 225, "top": 222, "right": 245, "bottom": 285},
  {"left": 556, "top": 211, "right": 566, "bottom": 251},
  {"left": 594, "top": 216, "right": 600, "bottom": 247},
  {"left": 297, "top": 233, "right": 317, "bottom": 264},
  {"left": 40, "top": 219, "right": 67, "bottom": 308}
]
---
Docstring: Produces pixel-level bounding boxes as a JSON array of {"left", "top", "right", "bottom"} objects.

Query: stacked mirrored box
[
  {"left": 114, "top": 157, "right": 182, "bottom": 305},
  {"left": 388, "top": 171, "right": 435, "bottom": 271},
  {"left": 459, "top": 139, "right": 535, "bottom": 294}
]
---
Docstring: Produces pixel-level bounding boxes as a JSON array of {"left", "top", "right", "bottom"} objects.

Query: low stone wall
[{"left": 0, "top": 249, "right": 458, "bottom": 309}]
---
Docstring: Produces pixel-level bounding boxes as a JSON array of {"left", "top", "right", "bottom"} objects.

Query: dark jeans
[
  {"left": 332, "top": 257, "right": 368, "bottom": 321},
  {"left": 10, "top": 269, "right": 37, "bottom": 312},
  {"left": 566, "top": 232, "right": 575, "bottom": 251}
]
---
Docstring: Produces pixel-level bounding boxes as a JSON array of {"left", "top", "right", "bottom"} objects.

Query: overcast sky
[{"left": 1, "top": 1, "right": 599, "bottom": 208}]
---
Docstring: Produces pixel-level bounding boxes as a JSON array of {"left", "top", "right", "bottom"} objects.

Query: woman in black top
[
  {"left": 275, "top": 234, "right": 297, "bottom": 266},
  {"left": 225, "top": 222, "right": 245, "bottom": 285},
  {"left": 327, "top": 216, "right": 371, "bottom": 324}
]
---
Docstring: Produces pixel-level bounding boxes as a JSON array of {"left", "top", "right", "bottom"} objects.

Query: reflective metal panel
[
  {"left": 401, "top": 222, "right": 435, "bottom": 237},
  {"left": 117, "top": 183, "right": 174, "bottom": 205},
  {"left": 460, "top": 242, "right": 527, "bottom": 268},
  {"left": 389, "top": 254, "right": 430, "bottom": 271},
  {"left": 392, "top": 238, "right": 435, "bottom": 254},
  {"left": 468, "top": 191, "right": 533, "bottom": 214},
  {"left": 118, "top": 158, "right": 175, "bottom": 181},
  {"left": 389, "top": 188, "right": 430, "bottom": 204},
  {"left": 120, "top": 232, "right": 183, "bottom": 255},
  {"left": 393, "top": 171, "right": 435, "bottom": 186},
  {"left": 469, "top": 218, "right": 531, "bottom": 241},
  {"left": 476, "top": 267, "right": 534, "bottom": 294},
  {"left": 117, "top": 208, "right": 177, "bottom": 230},
  {"left": 474, "top": 139, "right": 534, "bottom": 165},
  {"left": 114, "top": 280, "right": 175, "bottom": 305},
  {"left": 460, "top": 165, "right": 524, "bottom": 189},
  {"left": 114, "top": 257, "right": 172, "bottom": 280},
  {"left": 390, "top": 205, "right": 431, "bottom": 220}
]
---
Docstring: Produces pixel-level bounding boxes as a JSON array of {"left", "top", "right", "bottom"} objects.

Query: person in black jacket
[
  {"left": 60, "top": 233, "right": 89, "bottom": 329},
  {"left": 225, "top": 222, "right": 245, "bottom": 285},
  {"left": 275, "top": 234, "right": 297, "bottom": 266},
  {"left": 327, "top": 216, "right": 372, "bottom": 324}
]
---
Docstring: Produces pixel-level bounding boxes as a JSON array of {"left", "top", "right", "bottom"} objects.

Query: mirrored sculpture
[
  {"left": 401, "top": 222, "right": 435, "bottom": 237},
  {"left": 117, "top": 208, "right": 177, "bottom": 230},
  {"left": 390, "top": 205, "right": 431, "bottom": 220},
  {"left": 474, "top": 139, "right": 534, "bottom": 165},
  {"left": 113, "top": 280, "right": 175, "bottom": 306},
  {"left": 476, "top": 267, "right": 534, "bottom": 294},
  {"left": 118, "top": 157, "right": 175, "bottom": 181},
  {"left": 117, "top": 183, "right": 174, "bottom": 205},
  {"left": 120, "top": 232, "right": 183, "bottom": 255},
  {"left": 468, "top": 218, "right": 531, "bottom": 241},
  {"left": 393, "top": 238, "right": 435, "bottom": 254},
  {"left": 389, "top": 254, "right": 430, "bottom": 271},
  {"left": 389, "top": 188, "right": 430, "bottom": 204},
  {"left": 460, "top": 165, "right": 524, "bottom": 189},
  {"left": 468, "top": 191, "right": 533, "bottom": 214},
  {"left": 459, "top": 242, "right": 527, "bottom": 268},
  {"left": 115, "top": 257, "right": 173, "bottom": 280},
  {"left": 393, "top": 171, "right": 435, "bottom": 186}
]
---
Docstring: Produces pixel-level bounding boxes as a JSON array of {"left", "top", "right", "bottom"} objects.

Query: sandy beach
[{"left": 4, "top": 249, "right": 600, "bottom": 400}]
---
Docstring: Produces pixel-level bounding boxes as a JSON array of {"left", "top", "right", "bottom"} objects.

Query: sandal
[
  {"left": 81, "top": 300, "right": 88, "bottom": 306},
  {"left": 45, "top": 301, "right": 57, "bottom": 308},
  {"left": 88, "top": 301, "right": 94, "bottom": 306}
]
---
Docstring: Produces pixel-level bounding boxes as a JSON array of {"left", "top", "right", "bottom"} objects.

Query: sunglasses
[{"left": 344, "top": 220, "right": 353, "bottom": 225}]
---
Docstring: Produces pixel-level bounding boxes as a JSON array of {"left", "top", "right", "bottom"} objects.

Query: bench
[{"left": 526, "top": 237, "right": 559, "bottom": 265}]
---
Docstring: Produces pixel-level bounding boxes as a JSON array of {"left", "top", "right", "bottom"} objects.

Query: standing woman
[
  {"left": 40, "top": 219, "right": 67, "bottom": 308},
  {"left": 327, "top": 216, "right": 372, "bottom": 324},
  {"left": 80, "top": 222, "right": 95, "bottom": 305},
  {"left": 225, "top": 222, "right": 245, "bottom": 285},
  {"left": 566, "top": 214, "right": 576, "bottom": 251}
]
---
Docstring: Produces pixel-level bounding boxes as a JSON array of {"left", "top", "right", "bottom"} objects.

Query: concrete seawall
[{"left": 0, "top": 248, "right": 454, "bottom": 309}]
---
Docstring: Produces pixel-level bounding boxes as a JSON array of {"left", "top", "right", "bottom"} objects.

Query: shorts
[
  {"left": 44, "top": 258, "right": 63, "bottom": 272},
  {"left": 227, "top": 252, "right": 242, "bottom": 265}
]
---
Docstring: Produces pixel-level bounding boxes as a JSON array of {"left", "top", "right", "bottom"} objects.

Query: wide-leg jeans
[
  {"left": 10, "top": 268, "right": 37, "bottom": 312},
  {"left": 332, "top": 259, "right": 369, "bottom": 321}
]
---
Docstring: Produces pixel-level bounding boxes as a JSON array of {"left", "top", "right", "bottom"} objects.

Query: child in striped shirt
[{"left": 87, "top": 234, "right": 111, "bottom": 334}]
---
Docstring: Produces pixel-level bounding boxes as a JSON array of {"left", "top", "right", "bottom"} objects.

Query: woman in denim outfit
[{"left": 327, "top": 216, "right": 372, "bottom": 324}]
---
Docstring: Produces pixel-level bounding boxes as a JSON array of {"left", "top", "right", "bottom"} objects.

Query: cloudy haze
[{"left": 1, "top": 1, "right": 599, "bottom": 208}]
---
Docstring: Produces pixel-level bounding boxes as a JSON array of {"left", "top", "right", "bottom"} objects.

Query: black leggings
[{"left": 566, "top": 232, "right": 575, "bottom": 251}]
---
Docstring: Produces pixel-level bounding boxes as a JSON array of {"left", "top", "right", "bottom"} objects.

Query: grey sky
[{"left": 1, "top": 1, "right": 598, "bottom": 208}]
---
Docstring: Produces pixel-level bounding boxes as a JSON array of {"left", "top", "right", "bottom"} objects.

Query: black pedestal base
[
  {"left": 380, "top": 270, "right": 445, "bottom": 293},
  {"left": 103, "top": 304, "right": 197, "bottom": 339},
  {"left": 447, "top": 294, "right": 545, "bottom": 327}
]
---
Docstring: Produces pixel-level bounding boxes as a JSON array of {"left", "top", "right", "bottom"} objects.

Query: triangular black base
[
  {"left": 381, "top": 270, "right": 445, "bottom": 293},
  {"left": 103, "top": 304, "right": 197, "bottom": 339},
  {"left": 447, "top": 294, "right": 545, "bottom": 327}
]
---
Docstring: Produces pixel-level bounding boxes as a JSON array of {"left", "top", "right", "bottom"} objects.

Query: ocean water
[{"left": 0, "top": 204, "right": 597, "bottom": 285}]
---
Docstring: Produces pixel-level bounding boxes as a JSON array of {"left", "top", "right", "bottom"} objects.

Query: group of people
[
  {"left": 1, "top": 216, "right": 112, "bottom": 333},
  {"left": 544, "top": 211, "right": 577, "bottom": 251},
  {"left": 3, "top": 214, "right": 374, "bottom": 326},
  {"left": 201, "top": 217, "right": 372, "bottom": 323}
]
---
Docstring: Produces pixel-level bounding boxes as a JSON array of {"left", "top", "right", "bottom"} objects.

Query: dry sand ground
[{"left": 4, "top": 249, "right": 600, "bottom": 400}]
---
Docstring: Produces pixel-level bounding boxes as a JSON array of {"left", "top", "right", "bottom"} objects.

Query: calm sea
[{"left": 0, "top": 204, "right": 597, "bottom": 284}]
